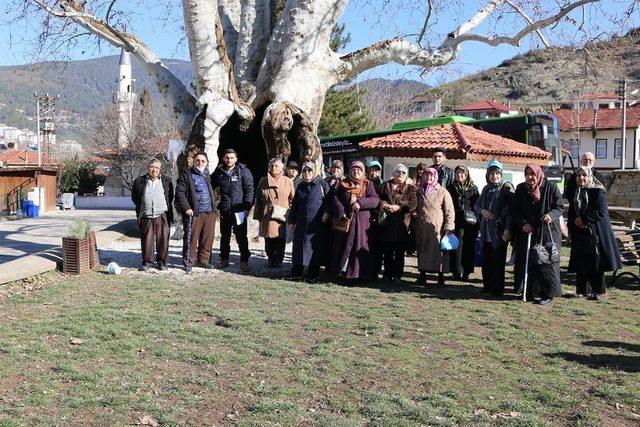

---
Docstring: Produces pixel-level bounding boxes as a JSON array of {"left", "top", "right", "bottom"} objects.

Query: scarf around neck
[{"left": 525, "top": 163, "right": 545, "bottom": 202}]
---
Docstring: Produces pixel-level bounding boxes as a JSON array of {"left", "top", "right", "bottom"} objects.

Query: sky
[{"left": 0, "top": 0, "right": 638, "bottom": 87}]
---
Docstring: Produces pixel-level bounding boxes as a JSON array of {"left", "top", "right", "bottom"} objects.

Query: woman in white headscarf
[
  {"left": 567, "top": 166, "right": 621, "bottom": 300},
  {"left": 287, "top": 162, "right": 331, "bottom": 283}
]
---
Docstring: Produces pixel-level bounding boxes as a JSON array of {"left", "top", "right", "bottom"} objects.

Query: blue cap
[
  {"left": 367, "top": 160, "right": 382, "bottom": 170},
  {"left": 487, "top": 159, "right": 503, "bottom": 172}
]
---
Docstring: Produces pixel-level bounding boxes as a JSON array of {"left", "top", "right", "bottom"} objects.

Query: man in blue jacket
[{"left": 211, "top": 149, "right": 254, "bottom": 272}]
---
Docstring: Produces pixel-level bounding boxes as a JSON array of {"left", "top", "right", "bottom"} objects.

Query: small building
[
  {"left": 359, "top": 122, "right": 551, "bottom": 190},
  {"left": 0, "top": 167, "right": 59, "bottom": 215},
  {"left": 0, "top": 149, "right": 54, "bottom": 167},
  {"left": 411, "top": 94, "right": 442, "bottom": 118},
  {"left": 454, "top": 100, "right": 518, "bottom": 120},
  {"left": 570, "top": 93, "right": 636, "bottom": 111},
  {"left": 554, "top": 108, "right": 640, "bottom": 171}
]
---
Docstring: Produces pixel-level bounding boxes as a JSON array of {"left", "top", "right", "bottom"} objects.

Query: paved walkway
[{"left": 0, "top": 209, "right": 135, "bottom": 265}]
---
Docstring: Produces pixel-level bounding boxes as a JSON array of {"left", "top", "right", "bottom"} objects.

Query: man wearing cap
[
  {"left": 286, "top": 160, "right": 302, "bottom": 190},
  {"left": 430, "top": 147, "right": 454, "bottom": 188}
]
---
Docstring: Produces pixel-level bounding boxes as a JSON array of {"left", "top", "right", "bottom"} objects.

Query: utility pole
[
  {"left": 35, "top": 94, "right": 41, "bottom": 167},
  {"left": 618, "top": 78, "right": 627, "bottom": 170}
]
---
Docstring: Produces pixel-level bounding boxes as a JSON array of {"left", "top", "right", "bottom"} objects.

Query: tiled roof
[
  {"left": 0, "top": 149, "right": 54, "bottom": 165},
  {"left": 360, "top": 123, "right": 550, "bottom": 165},
  {"left": 455, "top": 100, "right": 510, "bottom": 113},
  {"left": 554, "top": 108, "right": 640, "bottom": 131},
  {"left": 577, "top": 93, "right": 620, "bottom": 100}
]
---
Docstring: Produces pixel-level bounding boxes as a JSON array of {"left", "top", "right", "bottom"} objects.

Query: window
[
  {"left": 614, "top": 138, "right": 626, "bottom": 159},
  {"left": 569, "top": 139, "right": 580, "bottom": 159},
  {"left": 595, "top": 138, "right": 607, "bottom": 159}
]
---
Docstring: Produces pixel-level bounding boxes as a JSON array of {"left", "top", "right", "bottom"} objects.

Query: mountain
[
  {"left": 421, "top": 29, "right": 640, "bottom": 112},
  {"left": 0, "top": 56, "right": 193, "bottom": 140}
]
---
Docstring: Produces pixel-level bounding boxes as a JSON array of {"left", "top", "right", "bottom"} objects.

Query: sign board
[{"left": 320, "top": 139, "right": 360, "bottom": 155}]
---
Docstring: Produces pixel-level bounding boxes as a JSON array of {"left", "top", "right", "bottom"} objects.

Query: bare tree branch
[
  {"left": 29, "top": 0, "right": 198, "bottom": 139},
  {"left": 503, "top": 0, "right": 550, "bottom": 48},
  {"left": 416, "top": 0, "right": 434, "bottom": 46}
]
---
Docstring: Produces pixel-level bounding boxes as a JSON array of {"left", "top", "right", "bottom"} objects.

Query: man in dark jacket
[
  {"left": 211, "top": 148, "right": 254, "bottom": 272},
  {"left": 175, "top": 152, "right": 217, "bottom": 270},
  {"left": 131, "top": 158, "right": 174, "bottom": 271},
  {"left": 430, "top": 147, "right": 454, "bottom": 188},
  {"left": 563, "top": 152, "right": 608, "bottom": 201}
]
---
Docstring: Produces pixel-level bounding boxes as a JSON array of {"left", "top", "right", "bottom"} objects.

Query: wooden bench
[{"left": 612, "top": 228, "right": 640, "bottom": 285}]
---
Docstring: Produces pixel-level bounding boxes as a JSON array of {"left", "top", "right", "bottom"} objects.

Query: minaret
[{"left": 113, "top": 49, "right": 136, "bottom": 148}]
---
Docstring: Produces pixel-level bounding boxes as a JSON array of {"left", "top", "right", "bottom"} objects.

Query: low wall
[
  {"left": 606, "top": 169, "right": 640, "bottom": 225},
  {"left": 74, "top": 196, "right": 135, "bottom": 210}
]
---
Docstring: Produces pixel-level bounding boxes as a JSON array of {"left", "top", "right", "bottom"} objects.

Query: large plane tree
[{"left": 9, "top": 0, "right": 621, "bottom": 175}]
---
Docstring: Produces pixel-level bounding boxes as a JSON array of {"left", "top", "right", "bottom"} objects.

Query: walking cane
[
  {"left": 522, "top": 232, "right": 532, "bottom": 302},
  {"left": 185, "top": 215, "right": 193, "bottom": 273}
]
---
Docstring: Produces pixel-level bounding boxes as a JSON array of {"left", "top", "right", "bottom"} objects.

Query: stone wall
[{"left": 606, "top": 170, "right": 640, "bottom": 225}]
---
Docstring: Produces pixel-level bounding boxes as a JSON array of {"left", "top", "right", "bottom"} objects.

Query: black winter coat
[
  {"left": 564, "top": 168, "right": 607, "bottom": 200},
  {"left": 210, "top": 163, "right": 254, "bottom": 214},
  {"left": 131, "top": 174, "right": 174, "bottom": 223},
  {"left": 289, "top": 177, "right": 331, "bottom": 267},
  {"left": 175, "top": 170, "right": 216, "bottom": 218},
  {"left": 448, "top": 183, "right": 479, "bottom": 230},
  {"left": 432, "top": 164, "right": 454, "bottom": 188},
  {"left": 567, "top": 188, "right": 622, "bottom": 274}
]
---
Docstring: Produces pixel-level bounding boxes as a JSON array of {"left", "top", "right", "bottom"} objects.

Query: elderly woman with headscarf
[
  {"left": 287, "top": 162, "right": 331, "bottom": 283},
  {"left": 448, "top": 165, "right": 480, "bottom": 282},
  {"left": 567, "top": 166, "right": 621, "bottom": 300},
  {"left": 474, "top": 160, "right": 514, "bottom": 295},
  {"left": 330, "top": 160, "right": 380, "bottom": 282},
  {"left": 377, "top": 163, "right": 418, "bottom": 284},
  {"left": 254, "top": 157, "right": 295, "bottom": 268},
  {"left": 512, "top": 163, "right": 564, "bottom": 304},
  {"left": 415, "top": 167, "right": 455, "bottom": 286}
]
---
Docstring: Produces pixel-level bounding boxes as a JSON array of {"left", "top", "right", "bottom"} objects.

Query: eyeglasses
[
  {"left": 302, "top": 168, "right": 313, "bottom": 173},
  {"left": 394, "top": 170, "right": 407, "bottom": 175}
]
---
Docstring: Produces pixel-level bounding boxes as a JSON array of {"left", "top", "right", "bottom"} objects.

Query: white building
[
  {"left": 454, "top": 100, "right": 519, "bottom": 120},
  {"left": 555, "top": 107, "right": 640, "bottom": 171}
]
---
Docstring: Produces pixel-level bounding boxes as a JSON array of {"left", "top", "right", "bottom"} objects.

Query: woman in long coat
[
  {"left": 378, "top": 163, "right": 418, "bottom": 284},
  {"left": 330, "top": 161, "right": 380, "bottom": 281},
  {"left": 288, "top": 162, "right": 331, "bottom": 282},
  {"left": 254, "top": 158, "right": 295, "bottom": 268},
  {"left": 448, "top": 165, "right": 480, "bottom": 281},
  {"left": 512, "top": 163, "right": 564, "bottom": 304},
  {"left": 415, "top": 167, "right": 455, "bottom": 286},
  {"left": 474, "top": 160, "right": 514, "bottom": 296},
  {"left": 568, "top": 166, "right": 621, "bottom": 300}
]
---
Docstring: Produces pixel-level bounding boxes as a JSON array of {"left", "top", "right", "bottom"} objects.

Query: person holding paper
[
  {"left": 211, "top": 149, "right": 254, "bottom": 273},
  {"left": 254, "top": 158, "right": 295, "bottom": 268}
]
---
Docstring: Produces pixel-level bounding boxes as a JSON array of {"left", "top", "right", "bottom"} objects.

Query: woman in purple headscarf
[
  {"left": 415, "top": 167, "right": 455, "bottom": 286},
  {"left": 330, "top": 160, "right": 380, "bottom": 282}
]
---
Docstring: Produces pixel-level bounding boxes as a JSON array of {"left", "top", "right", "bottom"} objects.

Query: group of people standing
[{"left": 131, "top": 148, "right": 621, "bottom": 304}]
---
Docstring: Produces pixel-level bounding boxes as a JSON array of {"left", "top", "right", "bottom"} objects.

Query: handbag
[
  {"left": 530, "top": 223, "right": 561, "bottom": 266},
  {"left": 463, "top": 209, "right": 477, "bottom": 226},
  {"left": 267, "top": 186, "right": 288, "bottom": 222},
  {"left": 377, "top": 208, "right": 389, "bottom": 226},
  {"left": 332, "top": 216, "right": 352, "bottom": 233}
]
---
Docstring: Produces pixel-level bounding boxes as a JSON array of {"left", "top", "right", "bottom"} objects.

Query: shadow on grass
[
  {"left": 583, "top": 340, "right": 640, "bottom": 353},
  {"left": 546, "top": 352, "right": 640, "bottom": 373}
]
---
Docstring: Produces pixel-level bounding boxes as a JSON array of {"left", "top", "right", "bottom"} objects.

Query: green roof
[{"left": 391, "top": 115, "right": 474, "bottom": 130}]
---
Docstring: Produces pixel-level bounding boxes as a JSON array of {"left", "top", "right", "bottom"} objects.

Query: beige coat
[
  {"left": 416, "top": 186, "right": 455, "bottom": 272},
  {"left": 254, "top": 173, "right": 295, "bottom": 238}
]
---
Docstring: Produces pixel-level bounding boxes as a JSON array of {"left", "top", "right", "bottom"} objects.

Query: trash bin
[
  {"left": 23, "top": 200, "right": 33, "bottom": 217},
  {"left": 61, "top": 193, "right": 74, "bottom": 210}
]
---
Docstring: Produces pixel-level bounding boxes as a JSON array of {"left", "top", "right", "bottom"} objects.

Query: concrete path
[
  {"left": 0, "top": 209, "right": 135, "bottom": 264},
  {"left": 0, "top": 209, "right": 136, "bottom": 284}
]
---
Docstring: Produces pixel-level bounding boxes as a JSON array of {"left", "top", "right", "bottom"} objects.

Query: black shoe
[
  {"left": 140, "top": 263, "right": 150, "bottom": 272},
  {"left": 462, "top": 274, "right": 470, "bottom": 282},
  {"left": 196, "top": 262, "right": 213, "bottom": 270},
  {"left": 158, "top": 262, "right": 167, "bottom": 271},
  {"left": 306, "top": 277, "right": 319, "bottom": 284},
  {"left": 537, "top": 298, "right": 553, "bottom": 305}
]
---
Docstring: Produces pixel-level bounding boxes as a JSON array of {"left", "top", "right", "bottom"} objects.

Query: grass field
[{"left": 0, "top": 264, "right": 638, "bottom": 426}]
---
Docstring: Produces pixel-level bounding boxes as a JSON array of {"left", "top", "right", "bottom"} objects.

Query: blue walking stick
[{"left": 185, "top": 215, "right": 193, "bottom": 273}]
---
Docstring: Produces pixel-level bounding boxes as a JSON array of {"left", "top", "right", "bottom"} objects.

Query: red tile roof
[
  {"left": 455, "top": 100, "right": 510, "bottom": 113},
  {"left": 360, "top": 123, "right": 550, "bottom": 165},
  {"left": 554, "top": 108, "right": 640, "bottom": 131},
  {"left": 0, "top": 149, "right": 54, "bottom": 165}
]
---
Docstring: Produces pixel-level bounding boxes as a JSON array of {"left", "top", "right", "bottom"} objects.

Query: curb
[{"left": 0, "top": 219, "right": 136, "bottom": 285}]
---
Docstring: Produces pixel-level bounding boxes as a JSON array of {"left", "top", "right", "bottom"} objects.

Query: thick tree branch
[
  {"left": 504, "top": 0, "right": 550, "bottom": 48},
  {"left": 30, "top": 0, "right": 198, "bottom": 140},
  {"left": 218, "top": 0, "right": 241, "bottom": 61},
  {"left": 444, "top": 0, "right": 599, "bottom": 49}
]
